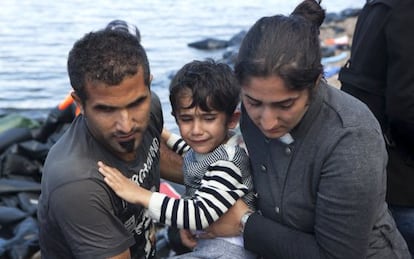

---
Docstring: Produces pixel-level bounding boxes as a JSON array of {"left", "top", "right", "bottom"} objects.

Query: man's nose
[{"left": 116, "top": 109, "right": 133, "bottom": 133}]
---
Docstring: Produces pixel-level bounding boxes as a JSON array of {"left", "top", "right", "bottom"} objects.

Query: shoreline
[{"left": 320, "top": 15, "right": 358, "bottom": 88}]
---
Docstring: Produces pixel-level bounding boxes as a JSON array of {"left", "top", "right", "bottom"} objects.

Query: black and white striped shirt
[{"left": 148, "top": 132, "right": 255, "bottom": 230}]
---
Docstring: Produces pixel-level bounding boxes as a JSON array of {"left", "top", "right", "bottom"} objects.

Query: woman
[{"left": 205, "top": 0, "right": 410, "bottom": 258}]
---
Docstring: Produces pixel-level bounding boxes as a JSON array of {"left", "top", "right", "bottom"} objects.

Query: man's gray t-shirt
[{"left": 38, "top": 93, "right": 163, "bottom": 259}]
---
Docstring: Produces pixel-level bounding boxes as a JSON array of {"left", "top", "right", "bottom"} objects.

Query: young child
[{"left": 98, "top": 59, "right": 256, "bottom": 258}]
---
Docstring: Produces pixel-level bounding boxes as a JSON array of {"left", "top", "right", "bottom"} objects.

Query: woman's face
[{"left": 241, "top": 75, "right": 310, "bottom": 139}]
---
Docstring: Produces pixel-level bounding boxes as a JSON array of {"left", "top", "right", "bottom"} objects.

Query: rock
[
  {"left": 320, "top": 15, "right": 358, "bottom": 88},
  {"left": 186, "top": 8, "right": 360, "bottom": 88},
  {"left": 188, "top": 38, "right": 229, "bottom": 50}
]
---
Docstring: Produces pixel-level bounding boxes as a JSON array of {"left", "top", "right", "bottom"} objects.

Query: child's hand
[
  {"left": 97, "top": 161, "right": 151, "bottom": 207},
  {"left": 161, "top": 128, "right": 172, "bottom": 142}
]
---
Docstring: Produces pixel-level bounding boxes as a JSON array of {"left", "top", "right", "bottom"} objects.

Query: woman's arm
[{"left": 208, "top": 127, "right": 387, "bottom": 258}]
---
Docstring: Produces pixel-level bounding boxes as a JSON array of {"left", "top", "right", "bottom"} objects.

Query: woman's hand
[{"left": 202, "top": 199, "right": 250, "bottom": 237}]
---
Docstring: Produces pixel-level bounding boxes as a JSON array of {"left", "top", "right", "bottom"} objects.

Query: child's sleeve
[
  {"left": 165, "top": 132, "right": 190, "bottom": 156},
  {"left": 148, "top": 158, "right": 249, "bottom": 231}
]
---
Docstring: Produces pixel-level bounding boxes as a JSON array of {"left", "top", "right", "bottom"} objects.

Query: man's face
[
  {"left": 242, "top": 75, "right": 310, "bottom": 139},
  {"left": 74, "top": 67, "right": 151, "bottom": 161}
]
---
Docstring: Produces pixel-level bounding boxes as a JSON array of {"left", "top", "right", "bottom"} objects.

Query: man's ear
[
  {"left": 71, "top": 91, "right": 84, "bottom": 114},
  {"left": 228, "top": 110, "right": 241, "bottom": 129}
]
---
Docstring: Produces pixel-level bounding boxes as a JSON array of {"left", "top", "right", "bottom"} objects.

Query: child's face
[{"left": 175, "top": 95, "right": 230, "bottom": 154}]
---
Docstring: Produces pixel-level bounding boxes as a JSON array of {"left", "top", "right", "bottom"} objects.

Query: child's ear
[{"left": 227, "top": 110, "right": 241, "bottom": 129}]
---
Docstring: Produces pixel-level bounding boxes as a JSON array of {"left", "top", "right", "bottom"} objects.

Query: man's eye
[
  {"left": 127, "top": 98, "right": 144, "bottom": 109},
  {"left": 97, "top": 106, "right": 116, "bottom": 113}
]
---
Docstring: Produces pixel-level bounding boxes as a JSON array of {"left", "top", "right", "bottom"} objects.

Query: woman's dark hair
[
  {"left": 235, "top": 0, "right": 325, "bottom": 91},
  {"left": 169, "top": 59, "right": 240, "bottom": 118},
  {"left": 67, "top": 29, "right": 150, "bottom": 103}
]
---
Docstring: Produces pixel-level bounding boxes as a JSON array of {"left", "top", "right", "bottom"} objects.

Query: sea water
[{"left": 0, "top": 0, "right": 364, "bottom": 131}]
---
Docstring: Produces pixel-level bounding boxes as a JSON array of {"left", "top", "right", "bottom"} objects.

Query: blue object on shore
[
  {"left": 324, "top": 66, "right": 341, "bottom": 78},
  {"left": 321, "top": 51, "right": 348, "bottom": 65}
]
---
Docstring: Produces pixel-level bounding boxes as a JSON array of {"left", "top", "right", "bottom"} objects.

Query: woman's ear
[
  {"left": 227, "top": 110, "right": 241, "bottom": 129},
  {"left": 315, "top": 73, "right": 323, "bottom": 87}
]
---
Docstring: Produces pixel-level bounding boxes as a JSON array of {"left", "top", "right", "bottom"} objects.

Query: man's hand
[
  {"left": 203, "top": 199, "right": 250, "bottom": 237},
  {"left": 179, "top": 229, "right": 197, "bottom": 249}
]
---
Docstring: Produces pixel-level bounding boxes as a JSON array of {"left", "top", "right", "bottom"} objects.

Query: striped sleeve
[
  {"left": 148, "top": 159, "right": 249, "bottom": 230},
  {"left": 165, "top": 132, "right": 190, "bottom": 156}
]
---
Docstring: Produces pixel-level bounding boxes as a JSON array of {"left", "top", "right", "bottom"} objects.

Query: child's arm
[
  {"left": 98, "top": 160, "right": 249, "bottom": 231},
  {"left": 97, "top": 161, "right": 152, "bottom": 207},
  {"left": 162, "top": 128, "right": 190, "bottom": 156},
  {"left": 150, "top": 158, "right": 249, "bottom": 231}
]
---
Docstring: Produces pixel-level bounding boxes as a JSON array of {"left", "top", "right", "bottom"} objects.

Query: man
[
  {"left": 339, "top": 0, "right": 414, "bottom": 255},
  {"left": 37, "top": 28, "right": 181, "bottom": 258}
]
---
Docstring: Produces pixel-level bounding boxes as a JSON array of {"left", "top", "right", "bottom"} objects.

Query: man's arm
[
  {"left": 108, "top": 249, "right": 131, "bottom": 259},
  {"left": 160, "top": 140, "right": 183, "bottom": 184},
  {"left": 51, "top": 180, "right": 135, "bottom": 258},
  {"left": 386, "top": 0, "right": 414, "bottom": 153}
]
